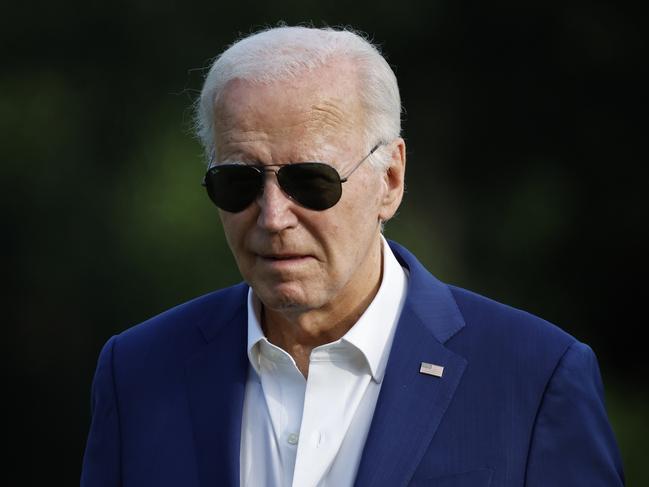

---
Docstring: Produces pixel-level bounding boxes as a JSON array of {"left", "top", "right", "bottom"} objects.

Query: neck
[{"left": 262, "top": 238, "right": 384, "bottom": 377}]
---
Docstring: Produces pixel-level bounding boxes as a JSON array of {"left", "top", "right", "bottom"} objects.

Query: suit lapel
[
  {"left": 354, "top": 242, "right": 468, "bottom": 487},
  {"left": 181, "top": 244, "right": 466, "bottom": 487},
  {"left": 185, "top": 284, "right": 249, "bottom": 487}
]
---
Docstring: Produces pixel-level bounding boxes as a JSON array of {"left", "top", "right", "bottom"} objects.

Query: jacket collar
[
  {"left": 354, "top": 240, "right": 467, "bottom": 487},
  {"left": 388, "top": 240, "right": 465, "bottom": 343},
  {"left": 186, "top": 241, "right": 467, "bottom": 487},
  {"left": 186, "top": 283, "right": 249, "bottom": 487}
]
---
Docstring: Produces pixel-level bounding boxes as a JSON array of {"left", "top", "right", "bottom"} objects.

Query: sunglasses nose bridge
[
  {"left": 256, "top": 165, "right": 281, "bottom": 195},
  {"left": 256, "top": 165, "right": 292, "bottom": 204},
  {"left": 255, "top": 167, "right": 299, "bottom": 231}
]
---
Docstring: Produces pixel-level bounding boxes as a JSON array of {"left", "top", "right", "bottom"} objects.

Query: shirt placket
[
  {"left": 259, "top": 342, "right": 307, "bottom": 487},
  {"left": 292, "top": 345, "right": 371, "bottom": 487}
]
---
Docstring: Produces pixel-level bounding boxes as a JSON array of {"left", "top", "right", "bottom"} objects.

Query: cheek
[
  {"left": 220, "top": 212, "right": 250, "bottom": 254},
  {"left": 327, "top": 204, "right": 374, "bottom": 255},
  {"left": 341, "top": 187, "right": 382, "bottom": 230}
]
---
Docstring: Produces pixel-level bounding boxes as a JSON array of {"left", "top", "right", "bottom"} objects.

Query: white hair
[{"left": 194, "top": 25, "right": 402, "bottom": 169}]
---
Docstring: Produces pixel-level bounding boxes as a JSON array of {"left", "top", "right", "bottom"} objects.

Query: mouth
[
  {"left": 260, "top": 253, "right": 310, "bottom": 261},
  {"left": 257, "top": 253, "right": 315, "bottom": 268}
]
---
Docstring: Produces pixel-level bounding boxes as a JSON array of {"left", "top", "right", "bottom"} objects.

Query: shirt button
[{"left": 287, "top": 433, "right": 299, "bottom": 445}]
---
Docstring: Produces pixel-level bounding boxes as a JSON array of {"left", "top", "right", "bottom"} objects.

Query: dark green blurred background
[{"left": 4, "top": 1, "right": 647, "bottom": 485}]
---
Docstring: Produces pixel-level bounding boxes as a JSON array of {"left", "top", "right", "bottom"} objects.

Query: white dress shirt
[{"left": 240, "top": 237, "right": 408, "bottom": 487}]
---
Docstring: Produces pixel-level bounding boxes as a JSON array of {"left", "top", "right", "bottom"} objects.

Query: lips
[
  {"left": 255, "top": 251, "right": 315, "bottom": 268},
  {"left": 263, "top": 254, "right": 305, "bottom": 260},
  {"left": 259, "top": 254, "right": 312, "bottom": 264}
]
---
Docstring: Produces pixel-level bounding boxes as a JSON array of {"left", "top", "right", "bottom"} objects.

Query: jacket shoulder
[
  {"left": 110, "top": 282, "right": 248, "bottom": 361},
  {"left": 447, "top": 285, "right": 578, "bottom": 377},
  {"left": 449, "top": 285, "right": 575, "bottom": 346}
]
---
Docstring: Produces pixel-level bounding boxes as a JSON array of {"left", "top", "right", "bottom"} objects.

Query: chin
[{"left": 254, "top": 282, "right": 318, "bottom": 312}]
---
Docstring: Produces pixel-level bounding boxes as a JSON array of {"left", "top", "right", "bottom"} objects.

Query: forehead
[{"left": 213, "top": 62, "right": 365, "bottom": 159}]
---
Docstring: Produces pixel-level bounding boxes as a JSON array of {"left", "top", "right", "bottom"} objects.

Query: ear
[{"left": 378, "top": 138, "right": 406, "bottom": 222}]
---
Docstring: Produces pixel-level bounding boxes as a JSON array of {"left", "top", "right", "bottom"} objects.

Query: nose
[{"left": 256, "top": 172, "right": 299, "bottom": 232}]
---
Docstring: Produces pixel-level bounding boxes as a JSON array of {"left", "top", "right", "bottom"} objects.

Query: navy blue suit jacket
[{"left": 81, "top": 241, "right": 624, "bottom": 486}]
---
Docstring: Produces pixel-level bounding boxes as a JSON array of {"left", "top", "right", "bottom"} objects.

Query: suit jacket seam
[{"left": 522, "top": 339, "right": 577, "bottom": 484}]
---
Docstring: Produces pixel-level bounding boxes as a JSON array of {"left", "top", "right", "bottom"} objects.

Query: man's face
[{"left": 213, "top": 63, "right": 402, "bottom": 316}]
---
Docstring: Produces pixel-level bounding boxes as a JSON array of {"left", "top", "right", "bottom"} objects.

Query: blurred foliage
[
  {"left": 3, "top": 0, "right": 646, "bottom": 484},
  {"left": 606, "top": 381, "right": 649, "bottom": 487}
]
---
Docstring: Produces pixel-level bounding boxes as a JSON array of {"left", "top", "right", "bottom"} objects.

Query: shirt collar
[
  {"left": 246, "top": 290, "right": 267, "bottom": 375},
  {"left": 246, "top": 235, "right": 408, "bottom": 382}
]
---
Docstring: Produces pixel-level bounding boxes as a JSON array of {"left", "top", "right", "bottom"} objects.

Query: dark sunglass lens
[
  {"left": 279, "top": 163, "right": 342, "bottom": 210},
  {"left": 204, "top": 165, "right": 262, "bottom": 212}
]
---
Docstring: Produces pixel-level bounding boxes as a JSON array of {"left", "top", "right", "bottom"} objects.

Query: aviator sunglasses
[{"left": 202, "top": 144, "right": 381, "bottom": 212}]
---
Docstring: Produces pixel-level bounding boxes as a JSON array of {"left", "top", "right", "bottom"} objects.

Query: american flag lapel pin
[{"left": 419, "top": 362, "right": 444, "bottom": 378}]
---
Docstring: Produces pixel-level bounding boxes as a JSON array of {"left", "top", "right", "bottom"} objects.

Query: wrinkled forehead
[{"left": 212, "top": 63, "right": 366, "bottom": 159}]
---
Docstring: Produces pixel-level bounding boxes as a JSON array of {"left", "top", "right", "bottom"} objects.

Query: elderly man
[{"left": 81, "top": 26, "right": 624, "bottom": 486}]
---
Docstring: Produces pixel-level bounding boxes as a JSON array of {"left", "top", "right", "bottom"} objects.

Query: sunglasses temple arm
[
  {"left": 201, "top": 149, "right": 218, "bottom": 187},
  {"left": 340, "top": 144, "right": 381, "bottom": 182}
]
